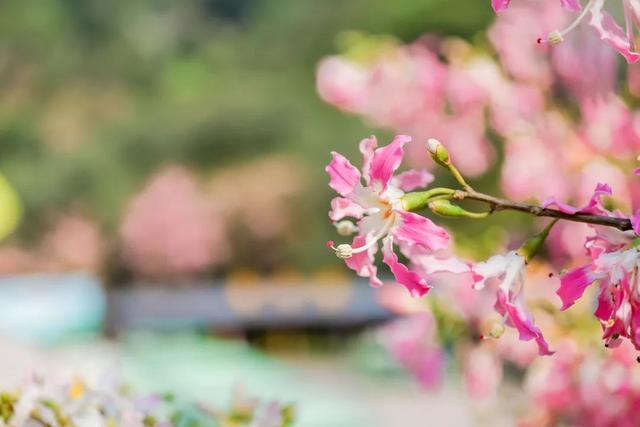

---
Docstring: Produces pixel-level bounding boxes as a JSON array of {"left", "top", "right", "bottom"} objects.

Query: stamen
[
  {"left": 328, "top": 215, "right": 395, "bottom": 259},
  {"left": 538, "top": 0, "right": 595, "bottom": 44}
]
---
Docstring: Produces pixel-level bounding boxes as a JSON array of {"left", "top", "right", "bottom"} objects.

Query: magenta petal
[
  {"left": 329, "top": 197, "right": 365, "bottom": 222},
  {"left": 392, "top": 169, "right": 435, "bottom": 192},
  {"left": 369, "top": 135, "right": 411, "bottom": 191},
  {"left": 359, "top": 135, "right": 377, "bottom": 185},
  {"left": 491, "top": 0, "right": 510, "bottom": 12},
  {"left": 326, "top": 151, "right": 361, "bottom": 197},
  {"left": 496, "top": 291, "right": 554, "bottom": 356},
  {"left": 631, "top": 211, "right": 640, "bottom": 235},
  {"left": 382, "top": 236, "right": 430, "bottom": 297},
  {"left": 561, "top": 0, "right": 581, "bottom": 11},
  {"left": 589, "top": 1, "right": 640, "bottom": 64},
  {"left": 542, "top": 197, "right": 579, "bottom": 214},
  {"left": 634, "top": 167, "right": 640, "bottom": 176},
  {"left": 394, "top": 211, "right": 449, "bottom": 252},
  {"left": 558, "top": 265, "right": 596, "bottom": 310},
  {"left": 345, "top": 235, "right": 383, "bottom": 287},
  {"left": 582, "top": 182, "right": 613, "bottom": 214}
]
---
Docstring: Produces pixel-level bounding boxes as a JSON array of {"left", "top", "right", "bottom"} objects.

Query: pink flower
[
  {"left": 537, "top": 0, "right": 640, "bottom": 63},
  {"left": 379, "top": 312, "right": 445, "bottom": 389},
  {"left": 473, "top": 251, "right": 554, "bottom": 355},
  {"left": 326, "top": 135, "right": 449, "bottom": 297},
  {"left": 559, "top": 247, "right": 640, "bottom": 349}
]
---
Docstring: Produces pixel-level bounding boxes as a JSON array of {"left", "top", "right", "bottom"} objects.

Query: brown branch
[{"left": 453, "top": 190, "right": 633, "bottom": 231}]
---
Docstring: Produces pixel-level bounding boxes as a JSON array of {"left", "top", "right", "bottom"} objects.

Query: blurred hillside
[{"left": 0, "top": 0, "right": 491, "bottom": 280}]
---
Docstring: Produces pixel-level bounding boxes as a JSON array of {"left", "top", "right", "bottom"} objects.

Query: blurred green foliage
[{"left": 0, "top": 0, "right": 492, "bottom": 272}]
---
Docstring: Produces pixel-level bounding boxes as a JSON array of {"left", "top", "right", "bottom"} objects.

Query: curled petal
[
  {"left": 359, "top": 135, "right": 378, "bottom": 185},
  {"left": 582, "top": 182, "right": 613, "bottom": 215},
  {"left": 392, "top": 170, "right": 435, "bottom": 192},
  {"left": 542, "top": 197, "right": 578, "bottom": 214},
  {"left": 558, "top": 265, "right": 597, "bottom": 310},
  {"left": 326, "top": 152, "right": 361, "bottom": 197},
  {"left": 329, "top": 197, "right": 365, "bottom": 222},
  {"left": 369, "top": 135, "right": 411, "bottom": 191},
  {"left": 393, "top": 211, "right": 449, "bottom": 252},
  {"left": 496, "top": 291, "right": 554, "bottom": 356},
  {"left": 589, "top": 0, "right": 640, "bottom": 64},
  {"left": 345, "top": 235, "right": 383, "bottom": 287},
  {"left": 382, "top": 236, "right": 430, "bottom": 297},
  {"left": 471, "top": 252, "right": 512, "bottom": 290},
  {"left": 491, "top": 0, "right": 510, "bottom": 12},
  {"left": 561, "top": 0, "right": 581, "bottom": 11}
]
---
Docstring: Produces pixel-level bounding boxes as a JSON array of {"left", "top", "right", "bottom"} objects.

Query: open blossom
[
  {"left": 554, "top": 183, "right": 640, "bottom": 349},
  {"left": 533, "top": 0, "right": 640, "bottom": 63},
  {"left": 326, "top": 135, "right": 449, "bottom": 297},
  {"left": 473, "top": 251, "right": 554, "bottom": 355}
]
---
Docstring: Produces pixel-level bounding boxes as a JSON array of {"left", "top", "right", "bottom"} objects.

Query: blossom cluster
[{"left": 0, "top": 374, "right": 293, "bottom": 427}]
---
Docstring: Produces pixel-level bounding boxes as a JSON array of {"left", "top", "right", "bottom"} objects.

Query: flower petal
[
  {"left": 391, "top": 170, "right": 434, "bottom": 192},
  {"left": 369, "top": 135, "right": 411, "bottom": 191},
  {"left": 359, "top": 135, "right": 378, "bottom": 185},
  {"left": 382, "top": 236, "right": 430, "bottom": 297},
  {"left": 496, "top": 290, "right": 554, "bottom": 356},
  {"left": 542, "top": 197, "right": 579, "bottom": 214},
  {"left": 326, "top": 151, "right": 361, "bottom": 197},
  {"left": 393, "top": 211, "right": 449, "bottom": 252},
  {"left": 561, "top": 0, "right": 581, "bottom": 11},
  {"left": 329, "top": 197, "right": 365, "bottom": 222},
  {"left": 582, "top": 182, "right": 613, "bottom": 215},
  {"left": 558, "top": 265, "right": 597, "bottom": 310},
  {"left": 632, "top": 211, "right": 640, "bottom": 235},
  {"left": 345, "top": 235, "right": 383, "bottom": 287},
  {"left": 491, "top": 0, "right": 510, "bottom": 12},
  {"left": 589, "top": 0, "right": 640, "bottom": 64}
]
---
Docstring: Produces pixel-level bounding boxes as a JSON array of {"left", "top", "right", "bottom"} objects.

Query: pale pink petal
[
  {"left": 382, "top": 236, "right": 430, "bottom": 297},
  {"left": 369, "top": 135, "right": 411, "bottom": 191},
  {"left": 471, "top": 253, "right": 511, "bottom": 290},
  {"left": 345, "top": 235, "right": 383, "bottom": 287},
  {"left": 329, "top": 197, "right": 365, "bottom": 222},
  {"left": 496, "top": 290, "right": 554, "bottom": 356},
  {"left": 542, "top": 197, "right": 579, "bottom": 214},
  {"left": 589, "top": 0, "right": 640, "bottom": 64},
  {"left": 326, "top": 151, "right": 361, "bottom": 197},
  {"left": 558, "top": 265, "right": 596, "bottom": 310},
  {"left": 359, "top": 135, "right": 378, "bottom": 185},
  {"left": 393, "top": 211, "right": 449, "bottom": 252},
  {"left": 561, "top": 0, "right": 581, "bottom": 11},
  {"left": 491, "top": 0, "right": 510, "bottom": 12},
  {"left": 392, "top": 170, "right": 434, "bottom": 192}
]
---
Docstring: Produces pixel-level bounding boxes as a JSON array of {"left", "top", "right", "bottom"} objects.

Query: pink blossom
[
  {"left": 379, "top": 312, "right": 445, "bottom": 389},
  {"left": 326, "top": 135, "right": 449, "bottom": 296},
  {"left": 491, "top": 0, "right": 581, "bottom": 13},
  {"left": 473, "top": 251, "right": 554, "bottom": 355},
  {"left": 120, "top": 166, "right": 227, "bottom": 278}
]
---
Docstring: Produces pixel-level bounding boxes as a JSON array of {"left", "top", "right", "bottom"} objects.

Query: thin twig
[{"left": 453, "top": 190, "right": 633, "bottom": 231}]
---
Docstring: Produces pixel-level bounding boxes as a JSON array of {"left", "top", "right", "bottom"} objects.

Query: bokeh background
[{"left": 1, "top": 0, "right": 636, "bottom": 426}]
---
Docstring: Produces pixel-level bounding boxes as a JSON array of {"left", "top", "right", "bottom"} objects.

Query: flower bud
[
  {"left": 335, "top": 220, "right": 357, "bottom": 236},
  {"left": 334, "top": 244, "right": 353, "bottom": 259},
  {"left": 426, "top": 138, "right": 450, "bottom": 167},
  {"left": 428, "top": 199, "right": 487, "bottom": 219}
]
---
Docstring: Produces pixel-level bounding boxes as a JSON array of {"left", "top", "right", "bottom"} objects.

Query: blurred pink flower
[
  {"left": 379, "top": 312, "right": 445, "bottom": 390},
  {"left": 120, "top": 166, "right": 227, "bottom": 278}
]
